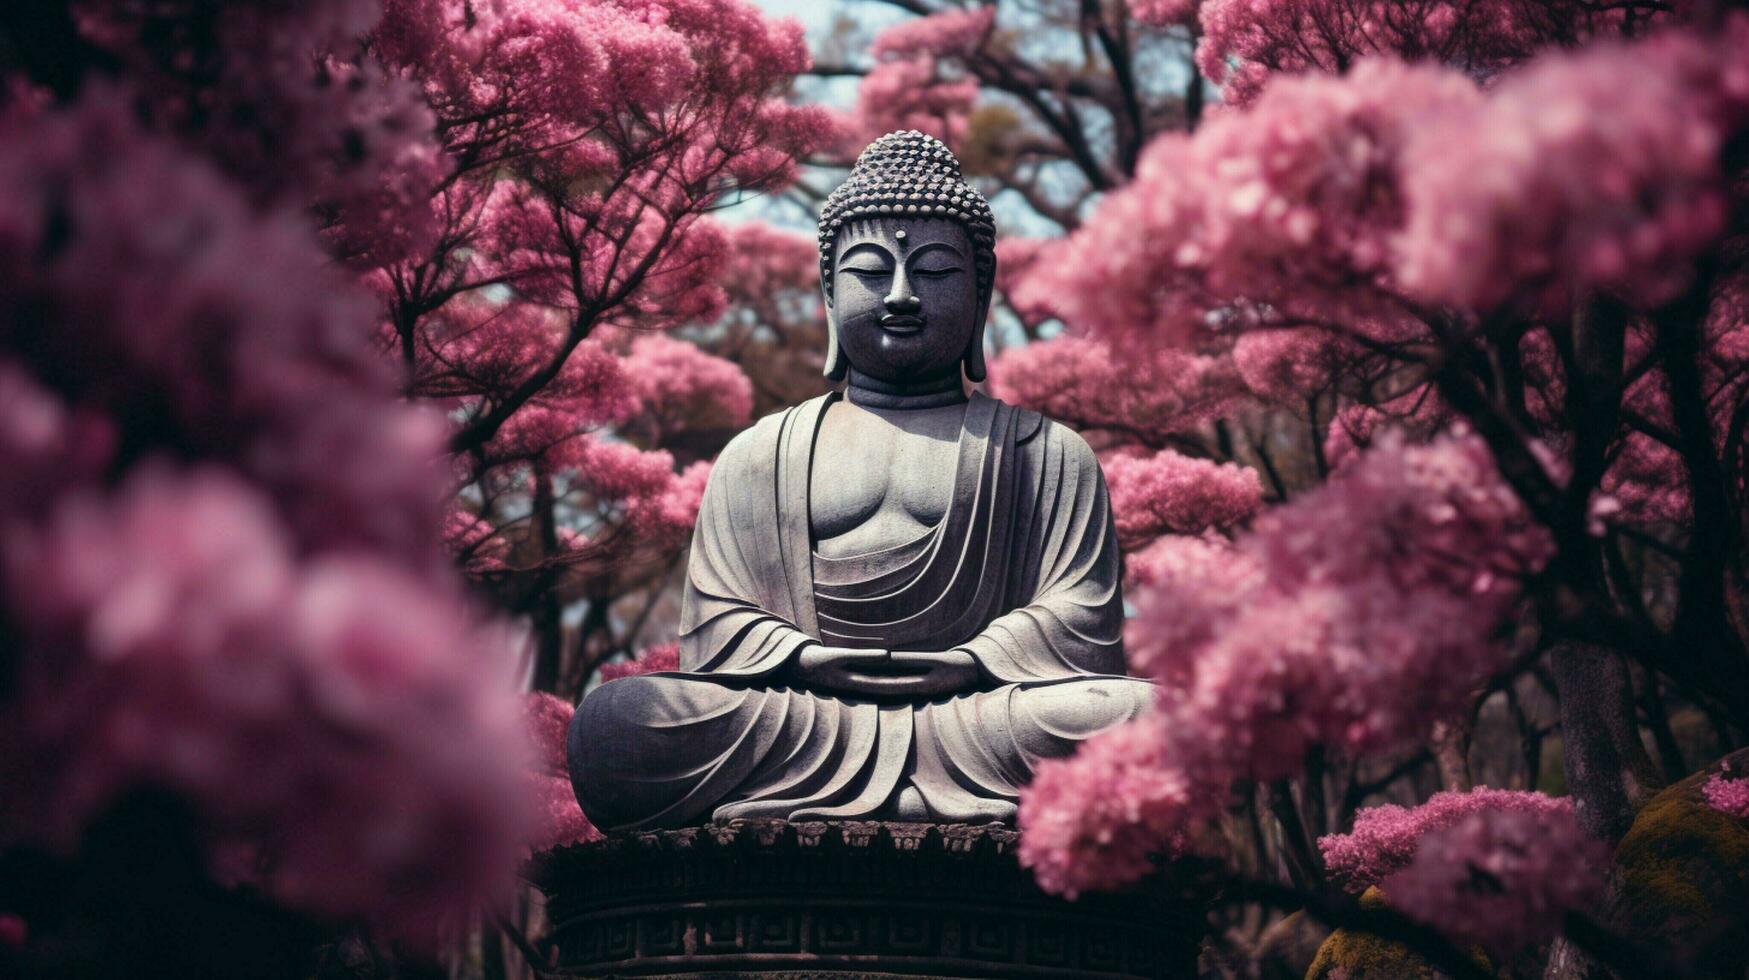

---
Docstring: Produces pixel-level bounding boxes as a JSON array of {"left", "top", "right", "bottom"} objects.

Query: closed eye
[
  {"left": 912, "top": 266, "right": 963, "bottom": 278},
  {"left": 842, "top": 266, "right": 890, "bottom": 278}
]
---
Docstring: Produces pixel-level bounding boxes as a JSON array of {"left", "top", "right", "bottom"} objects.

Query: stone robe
[{"left": 569, "top": 392, "right": 1151, "bottom": 831}]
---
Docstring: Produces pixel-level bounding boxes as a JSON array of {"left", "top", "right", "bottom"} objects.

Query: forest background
[{"left": 3, "top": 0, "right": 1749, "bottom": 978}]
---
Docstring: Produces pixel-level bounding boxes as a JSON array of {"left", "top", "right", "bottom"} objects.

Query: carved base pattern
[{"left": 530, "top": 821, "right": 1203, "bottom": 979}]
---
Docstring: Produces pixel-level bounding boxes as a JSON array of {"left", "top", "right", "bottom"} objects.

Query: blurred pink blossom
[
  {"left": 1320, "top": 788, "right": 1578, "bottom": 892},
  {"left": 990, "top": 335, "right": 1243, "bottom": 443},
  {"left": 1018, "top": 715, "right": 1183, "bottom": 898},
  {"left": 4, "top": 469, "right": 529, "bottom": 938},
  {"left": 1383, "top": 803, "right": 1606, "bottom": 956},
  {"left": 1021, "top": 431, "right": 1551, "bottom": 894},
  {"left": 1102, "top": 450, "right": 1263, "bottom": 548},
  {"left": 599, "top": 642, "right": 683, "bottom": 681}
]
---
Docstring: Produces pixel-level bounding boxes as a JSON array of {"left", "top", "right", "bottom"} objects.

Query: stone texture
[
  {"left": 530, "top": 820, "right": 1202, "bottom": 979},
  {"left": 568, "top": 130, "right": 1154, "bottom": 832}
]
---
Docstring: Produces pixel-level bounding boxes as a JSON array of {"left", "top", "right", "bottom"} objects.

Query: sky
[{"left": 752, "top": 0, "right": 841, "bottom": 33}]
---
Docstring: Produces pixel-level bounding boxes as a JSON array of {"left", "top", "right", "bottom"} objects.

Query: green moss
[
  {"left": 1607, "top": 748, "right": 1749, "bottom": 974},
  {"left": 1304, "top": 889, "right": 1479, "bottom": 980}
]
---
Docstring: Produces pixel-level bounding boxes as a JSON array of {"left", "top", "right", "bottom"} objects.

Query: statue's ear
[
  {"left": 823, "top": 281, "right": 850, "bottom": 381},
  {"left": 963, "top": 254, "right": 996, "bottom": 384}
]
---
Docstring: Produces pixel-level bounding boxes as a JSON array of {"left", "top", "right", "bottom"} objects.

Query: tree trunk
[
  {"left": 1542, "top": 643, "right": 1665, "bottom": 980},
  {"left": 1549, "top": 641, "right": 1662, "bottom": 842}
]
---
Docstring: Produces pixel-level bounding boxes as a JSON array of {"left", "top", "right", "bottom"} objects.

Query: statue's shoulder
[
  {"left": 713, "top": 394, "right": 835, "bottom": 478},
  {"left": 1038, "top": 415, "right": 1103, "bottom": 474},
  {"left": 980, "top": 393, "right": 1093, "bottom": 462}
]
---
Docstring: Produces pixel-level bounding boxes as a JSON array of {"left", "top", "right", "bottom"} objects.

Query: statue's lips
[{"left": 879, "top": 314, "right": 924, "bottom": 335}]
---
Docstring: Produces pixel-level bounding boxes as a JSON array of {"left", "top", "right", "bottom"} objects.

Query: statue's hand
[
  {"left": 793, "top": 645, "right": 891, "bottom": 694},
  {"left": 792, "top": 646, "right": 980, "bottom": 698},
  {"left": 881, "top": 650, "right": 979, "bottom": 696}
]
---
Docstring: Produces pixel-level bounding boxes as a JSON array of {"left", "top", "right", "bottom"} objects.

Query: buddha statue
[{"left": 568, "top": 131, "right": 1154, "bottom": 830}]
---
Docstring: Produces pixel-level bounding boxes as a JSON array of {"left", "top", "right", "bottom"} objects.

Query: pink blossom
[
  {"left": 871, "top": 7, "right": 995, "bottom": 60},
  {"left": 989, "top": 335, "right": 1243, "bottom": 443},
  {"left": 522, "top": 693, "right": 600, "bottom": 850},
  {"left": 849, "top": 8, "right": 992, "bottom": 148},
  {"left": 565, "top": 437, "right": 677, "bottom": 501},
  {"left": 626, "top": 461, "right": 712, "bottom": 543},
  {"left": 1383, "top": 804, "right": 1606, "bottom": 956},
  {"left": 1703, "top": 772, "right": 1749, "bottom": 819},
  {"left": 1323, "top": 386, "right": 1450, "bottom": 470},
  {"left": 994, "top": 237, "right": 1056, "bottom": 325},
  {"left": 1017, "top": 715, "right": 1185, "bottom": 898},
  {"left": 0, "top": 361, "right": 114, "bottom": 521},
  {"left": 1195, "top": 0, "right": 1628, "bottom": 107},
  {"left": 1125, "top": 533, "right": 1257, "bottom": 593},
  {"left": 852, "top": 57, "right": 980, "bottom": 147},
  {"left": 1319, "top": 788, "right": 1578, "bottom": 892},
  {"left": 599, "top": 642, "right": 683, "bottom": 681},
  {"left": 79, "top": 0, "right": 449, "bottom": 264},
  {"left": 3, "top": 469, "right": 529, "bottom": 938},
  {"left": 0, "top": 88, "right": 528, "bottom": 939},
  {"left": 622, "top": 334, "right": 754, "bottom": 436},
  {"left": 1231, "top": 327, "right": 1355, "bottom": 403},
  {"left": 1393, "top": 27, "right": 1746, "bottom": 313},
  {"left": 1103, "top": 450, "right": 1263, "bottom": 548},
  {"left": 1022, "top": 431, "right": 1552, "bottom": 896},
  {"left": 0, "top": 90, "right": 453, "bottom": 561},
  {"left": 1600, "top": 432, "right": 1690, "bottom": 526},
  {"left": 1132, "top": 0, "right": 1199, "bottom": 28},
  {"left": 1020, "top": 60, "right": 1481, "bottom": 350},
  {"left": 724, "top": 221, "right": 822, "bottom": 302}
]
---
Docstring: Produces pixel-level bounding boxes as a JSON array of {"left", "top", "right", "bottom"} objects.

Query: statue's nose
[{"left": 884, "top": 285, "right": 922, "bottom": 316}]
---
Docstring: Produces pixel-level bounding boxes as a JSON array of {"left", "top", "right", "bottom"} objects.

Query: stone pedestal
[{"left": 529, "top": 820, "right": 1203, "bottom": 979}]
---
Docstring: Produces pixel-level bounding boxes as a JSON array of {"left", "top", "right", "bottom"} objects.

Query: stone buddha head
[{"left": 817, "top": 131, "right": 997, "bottom": 389}]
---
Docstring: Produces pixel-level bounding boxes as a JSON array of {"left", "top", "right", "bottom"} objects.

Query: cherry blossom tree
[
  {"left": 0, "top": 6, "right": 533, "bottom": 975},
  {"left": 0, "top": 0, "right": 828, "bottom": 974},
  {"left": 361, "top": 0, "right": 831, "bottom": 698},
  {"left": 984, "top": 0, "right": 1749, "bottom": 972}
]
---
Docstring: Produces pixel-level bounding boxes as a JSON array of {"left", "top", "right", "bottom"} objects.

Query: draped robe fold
[{"left": 568, "top": 391, "right": 1151, "bottom": 831}]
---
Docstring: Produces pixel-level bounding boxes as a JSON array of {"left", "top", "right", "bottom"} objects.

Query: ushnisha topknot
[{"left": 818, "top": 130, "right": 997, "bottom": 300}]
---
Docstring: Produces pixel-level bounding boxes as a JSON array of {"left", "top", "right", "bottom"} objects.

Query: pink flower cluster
[
  {"left": 1382, "top": 802, "right": 1606, "bottom": 956},
  {"left": 1195, "top": 0, "right": 1627, "bottom": 107},
  {"left": 521, "top": 693, "right": 600, "bottom": 852},
  {"left": 1018, "top": 716, "right": 1184, "bottom": 898},
  {"left": 1131, "top": 0, "right": 1200, "bottom": 28},
  {"left": 989, "top": 335, "right": 1243, "bottom": 443},
  {"left": 626, "top": 461, "right": 713, "bottom": 544},
  {"left": 1016, "top": 59, "right": 1481, "bottom": 349},
  {"left": 1019, "top": 430, "right": 1552, "bottom": 895},
  {"left": 847, "top": 3, "right": 997, "bottom": 149},
  {"left": 853, "top": 58, "right": 981, "bottom": 148},
  {"left": 80, "top": 0, "right": 450, "bottom": 265},
  {"left": 1319, "top": 788, "right": 1578, "bottom": 892},
  {"left": 1102, "top": 450, "right": 1263, "bottom": 548},
  {"left": 1394, "top": 26, "right": 1746, "bottom": 313},
  {"left": 1322, "top": 386, "right": 1450, "bottom": 470},
  {"left": 1032, "top": 21, "right": 1749, "bottom": 349},
  {"left": 622, "top": 334, "right": 755, "bottom": 437},
  {"left": 1703, "top": 772, "right": 1749, "bottom": 819},
  {"left": 1231, "top": 327, "right": 1357, "bottom": 403},
  {"left": 870, "top": 7, "right": 995, "bottom": 60},
  {"left": 0, "top": 91, "right": 529, "bottom": 938},
  {"left": 599, "top": 642, "right": 683, "bottom": 681}
]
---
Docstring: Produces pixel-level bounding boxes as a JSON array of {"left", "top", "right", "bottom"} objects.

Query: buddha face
[{"left": 829, "top": 218, "right": 982, "bottom": 384}]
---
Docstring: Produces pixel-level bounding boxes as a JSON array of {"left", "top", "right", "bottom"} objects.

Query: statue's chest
[{"left": 809, "top": 408, "right": 961, "bottom": 558}]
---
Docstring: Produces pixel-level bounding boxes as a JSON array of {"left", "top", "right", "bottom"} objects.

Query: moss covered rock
[
  {"left": 1304, "top": 888, "right": 1464, "bottom": 980},
  {"left": 1607, "top": 746, "right": 1749, "bottom": 976}
]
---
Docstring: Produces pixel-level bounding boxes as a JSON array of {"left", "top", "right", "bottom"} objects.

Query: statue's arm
[
  {"left": 952, "top": 426, "right": 1128, "bottom": 682},
  {"left": 676, "top": 420, "right": 815, "bottom": 677}
]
